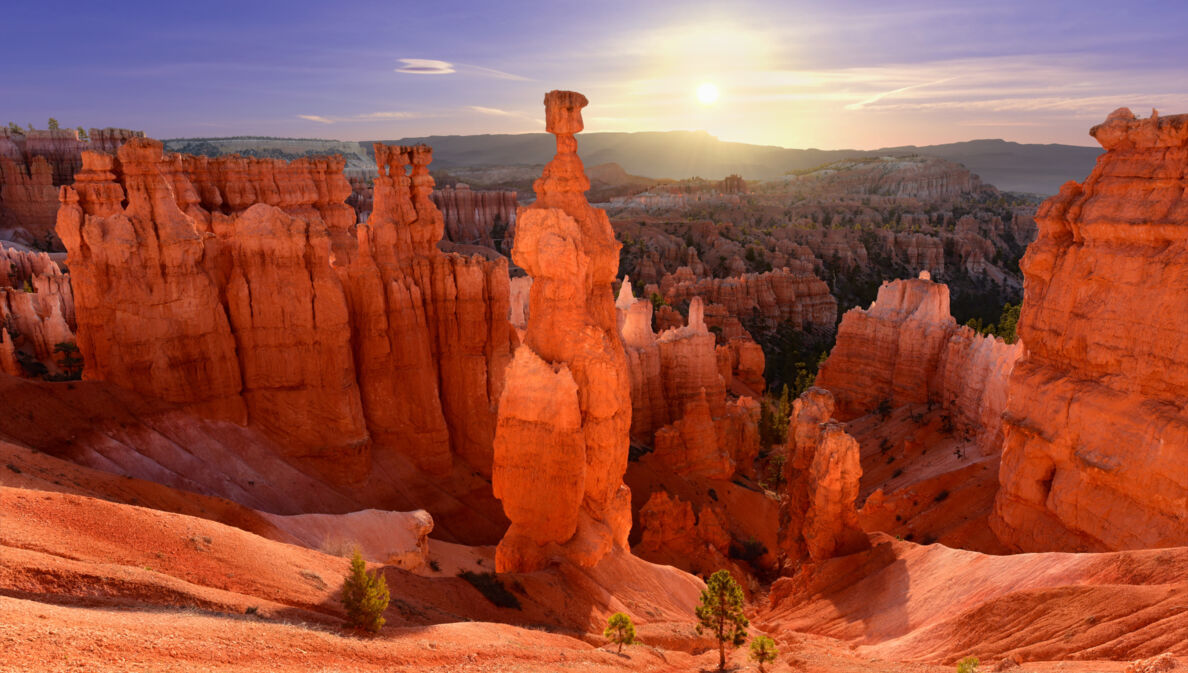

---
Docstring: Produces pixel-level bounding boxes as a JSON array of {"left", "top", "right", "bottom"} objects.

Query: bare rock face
[
  {"left": 817, "top": 274, "right": 1021, "bottom": 451},
  {"left": 492, "top": 91, "right": 633, "bottom": 572},
  {"left": 431, "top": 185, "right": 518, "bottom": 248},
  {"left": 58, "top": 137, "right": 512, "bottom": 489},
  {"left": 992, "top": 109, "right": 1188, "bottom": 552},
  {"left": 779, "top": 387, "right": 870, "bottom": 562}
]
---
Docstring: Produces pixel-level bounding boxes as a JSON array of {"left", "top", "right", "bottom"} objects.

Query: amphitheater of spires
[{"left": 1, "top": 95, "right": 1186, "bottom": 669}]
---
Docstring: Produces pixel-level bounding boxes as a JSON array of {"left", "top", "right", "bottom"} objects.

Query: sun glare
[{"left": 697, "top": 82, "right": 720, "bottom": 105}]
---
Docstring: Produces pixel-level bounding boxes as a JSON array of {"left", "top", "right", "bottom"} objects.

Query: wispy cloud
[
  {"left": 845, "top": 77, "right": 956, "bottom": 110},
  {"left": 460, "top": 64, "right": 531, "bottom": 81},
  {"left": 357, "top": 111, "right": 417, "bottom": 120},
  {"left": 468, "top": 106, "right": 514, "bottom": 116},
  {"left": 297, "top": 111, "right": 419, "bottom": 124}
]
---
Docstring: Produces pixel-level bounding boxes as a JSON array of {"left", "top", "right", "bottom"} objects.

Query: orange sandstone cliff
[
  {"left": 993, "top": 108, "right": 1188, "bottom": 552},
  {"left": 491, "top": 91, "right": 633, "bottom": 572}
]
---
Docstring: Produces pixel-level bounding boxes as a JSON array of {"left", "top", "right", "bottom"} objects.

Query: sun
[{"left": 696, "top": 82, "right": 719, "bottom": 105}]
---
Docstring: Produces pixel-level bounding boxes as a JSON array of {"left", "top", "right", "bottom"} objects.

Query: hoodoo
[{"left": 491, "top": 91, "right": 634, "bottom": 572}]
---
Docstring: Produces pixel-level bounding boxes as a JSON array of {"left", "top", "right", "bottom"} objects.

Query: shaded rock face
[
  {"left": 0, "top": 127, "right": 143, "bottom": 246},
  {"left": 779, "top": 387, "right": 869, "bottom": 562},
  {"left": 817, "top": 274, "right": 1021, "bottom": 451},
  {"left": 492, "top": 91, "right": 633, "bottom": 573},
  {"left": 993, "top": 109, "right": 1188, "bottom": 552},
  {"left": 431, "top": 185, "right": 518, "bottom": 249},
  {"left": 58, "top": 137, "right": 512, "bottom": 485}
]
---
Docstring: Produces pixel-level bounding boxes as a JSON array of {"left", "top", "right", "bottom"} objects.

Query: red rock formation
[
  {"left": 817, "top": 273, "right": 1021, "bottom": 449},
  {"left": 58, "top": 136, "right": 513, "bottom": 491},
  {"left": 0, "top": 243, "right": 75, "bottom": 377},
  {"left": 492, "top": 91, "right": 633, "bottom": 572},
  {"left": 0, "top": 127, "right": 143, "bottom": 245},
  {"left": 636, "top": 491, "right": 736, "bottom": 576},
  {"left": 658, "top": 265, "right": 836, "bottom": 333},
  {"left": 993, "top": 108, "right": 1188, "bottom": 552},
  {"left": 779, "top": 387, "right": 870, "bottom": 562}
]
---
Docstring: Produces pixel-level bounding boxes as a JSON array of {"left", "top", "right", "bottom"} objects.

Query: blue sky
[{"left": 3, "top": 0, "right": 1186, "bottom": 148}]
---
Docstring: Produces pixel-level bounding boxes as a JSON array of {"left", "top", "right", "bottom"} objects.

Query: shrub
[
  {"left": 957, "top": 656, "right": 980, "bottom": 673},
  {"left": 457, "top": 570, "right": 521, "bottom": 610},
  {"left": 340, "top": 550, "right": 389, "bottom": 633},
  {"left": 54, "top": 342, "right": 82, "bottom": 380},
  {"left": 696, "top": 569, "right": 749, "bottom": 671},
  {"left": 729, "top": 536, "right": 768, "bottom": 564},
  {"left": 603, "top": 612, "right": 636, "bottom": 653},
  {"left": 749, "top": 635, "right": 779, "bottom": 672}
]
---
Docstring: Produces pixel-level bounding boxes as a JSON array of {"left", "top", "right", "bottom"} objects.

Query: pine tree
[
  {"left": 339, "top": 550, "right": 389, "bottom": 633},
  {"left": 47, "top": 118, "right": 59, "bottom": 131},
  {"left": 603, "top": 612, "right": 636, "bottom": 653},
  {"left": 749, "top": 635, "right": 779, "bottom": 672},
  {"left": 695, "top": 569, "right": 749, "bottom": 670}
]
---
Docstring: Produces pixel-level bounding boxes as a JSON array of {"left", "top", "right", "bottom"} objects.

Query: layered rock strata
[
  {"left": 993, "top": 109, "right": 1188, "bottom": 552},
  {"left": 491, "top": 91, "right": 632, "bottom": 572},
  {"left": 431, "top": 185, "right": 518, "bottom": 248}
]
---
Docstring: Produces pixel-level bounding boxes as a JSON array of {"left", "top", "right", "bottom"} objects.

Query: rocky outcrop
[
  {"left": 817, "top": 274, "right": 1021, "bottom": 449},
  {"left": 491, "top": 91, "right": 632, "bottom": 572},
  {"left": 993, "top": 109, "right": 1188, "bottom": 552},
  {"left": 658, "top": 265, "right": 836, "bottom": 333},
  {"left": 779, "top": 387, "right": 869, "bottom": 562},
  {"left": 58, "top": 136, "right": 512, "bottom": 487}
]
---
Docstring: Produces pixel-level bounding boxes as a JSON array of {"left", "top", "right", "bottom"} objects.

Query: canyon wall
[
  {"left": 993, "top": 109, "right": 1188, "bottom": 552},
  {"left": 491, "top": 91, "right": 632, "bottom": 572},
  {"left": 431, "top": 185, "right": 517, "bottom": 248},
  {"left": 58, "top": 137, "right": 512, "bottom": 485}
]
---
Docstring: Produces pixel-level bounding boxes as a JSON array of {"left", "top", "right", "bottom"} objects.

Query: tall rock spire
[{"left": 491, "top": 90, "right": 633, "bottom": 573}]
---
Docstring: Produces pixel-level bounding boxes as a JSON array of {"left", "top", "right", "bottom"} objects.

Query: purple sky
[{"left": 3, "top": 0, "right": 1186, "bottom": 148}]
